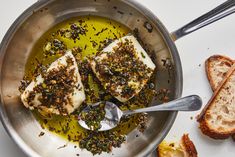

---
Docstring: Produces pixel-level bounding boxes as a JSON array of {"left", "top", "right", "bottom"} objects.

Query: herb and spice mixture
[
  {"left": 21, "top": 51, "right": 85, "bottom": 115},
  {"left": 19, "top": 16, "right": 157, "bottom": 155},
  {"left": 90, "top": 35, "right": 156, "bottom": 102},
  {"left": 80, "top": 103, "right": 106, "bottom": 131}
]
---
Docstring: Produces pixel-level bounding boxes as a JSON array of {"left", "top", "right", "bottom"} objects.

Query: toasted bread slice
[
  {"left": 205, "top": 55, "right": 234, "bottom": 91},
  {"left": 157, "top": 134, "right": 198, "bottom": 157},
  {"left": 198, "top": 64, "right": 235, "bottom": 139},
  {"left": 205, "top": 55, "right": 235, "bottom": 140}
]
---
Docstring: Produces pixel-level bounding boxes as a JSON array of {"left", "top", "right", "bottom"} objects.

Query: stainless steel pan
[{"left": 0, "top": 0, "right": 234, "bottom": 157}]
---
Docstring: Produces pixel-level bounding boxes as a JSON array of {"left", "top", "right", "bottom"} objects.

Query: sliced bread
[
  {"left": 205, "top": 55, "right": 234, "bottom": 91},
  {"left": 205, "top": 55, "right": 235, "bottom": 140},
  {"left": 157, "top": 134, "right": 198, "bottom": 157},
  {"left": 198, "top": 63, "right": 235, "bottom": 139}
]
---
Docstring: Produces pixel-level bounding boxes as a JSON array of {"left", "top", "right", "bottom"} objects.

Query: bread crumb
[{"left": 38, "top": 131, "right": 45, "bottom": 137}]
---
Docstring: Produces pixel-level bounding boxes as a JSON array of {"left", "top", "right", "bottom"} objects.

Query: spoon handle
[
  {"left": 122, "top": 95, "right": 202, "bottom": 116},
  {"left": 171, "top": 0, "right": 235, "bottom": 41}
]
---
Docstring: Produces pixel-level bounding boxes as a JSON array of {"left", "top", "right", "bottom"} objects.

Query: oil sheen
[{"left": 24, "top": 16, "right": 154, "bottom": 143}]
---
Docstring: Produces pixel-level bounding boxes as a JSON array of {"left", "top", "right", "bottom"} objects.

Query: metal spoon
[{"left": 78, "top": 95, "right": 202, "bottom": 131}]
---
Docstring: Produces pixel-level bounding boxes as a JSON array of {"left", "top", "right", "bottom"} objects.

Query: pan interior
[{"left": 0, "top": 0, "right": 181, "bottom": 157}]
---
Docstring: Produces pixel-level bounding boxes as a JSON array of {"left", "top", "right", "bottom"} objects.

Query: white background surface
[{"left": 0, "top": 0, "right": 235, "bottom": 157}]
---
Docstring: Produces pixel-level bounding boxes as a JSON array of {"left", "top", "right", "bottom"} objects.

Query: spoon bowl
[{"left": 78, "top": 102, "right": 123, "bottom": 131}]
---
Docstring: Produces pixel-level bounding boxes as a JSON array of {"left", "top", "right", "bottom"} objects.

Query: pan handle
[{"left": 171, "top": 0, "right": 235, "bottom": 41}]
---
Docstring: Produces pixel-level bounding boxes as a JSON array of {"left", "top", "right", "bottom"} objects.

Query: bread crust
[
  {"left": 156, "top": 147, "right": 160, "bottom": 157},
  {"left": 198, "top": 63, "right": 235, "bottom": 139},
  {"left": 157, "top": 134, "right": 198, "bottom": 157},
  {"left": 182, "top": 134, "right": 198, "bottom": 157},
  {"left": 233, "top": 135, "right": 235, "bottom": 141},
  {"left": 205, "top": 55, "right": 234, "bottom": 91},
  {"left": 199, "top": 118, "right": 231, "bottom": 139}
]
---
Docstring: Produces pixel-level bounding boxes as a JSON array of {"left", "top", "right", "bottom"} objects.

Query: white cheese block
[
  {"left": 90, "top": 35, "right": 156, "bottom": 102},
  {"left": 21, "top": 50, "right": 85, "bottom": 115}
]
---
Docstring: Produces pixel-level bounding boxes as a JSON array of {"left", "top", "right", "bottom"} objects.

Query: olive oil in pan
[
  {"left": 25, "top": 16, "right": 129, "bottom": 77},
  {"left": 24, "top": 16, "right": 155, "bottom": 145}
]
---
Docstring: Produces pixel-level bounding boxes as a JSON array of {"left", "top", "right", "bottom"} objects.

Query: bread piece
[
  {"left": 205, "top": 55, "right": 234, "bottom": 91},
  {"left": 205, "top": 55, "right": 235, "bottom": 140},
  {"left": 198, "top": 64, "right": 235, "bottom": 139},
  {"left": 157, "top": 134, "right": 198, "bottom": 157}
]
